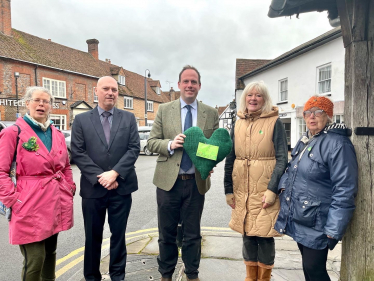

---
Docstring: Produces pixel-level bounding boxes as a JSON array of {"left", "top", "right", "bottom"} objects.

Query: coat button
[
  {"left": 177, "top": 163, "right": 180, "bottom": 166},
  {"left": 294, "top": 165, "right": 297, "bottom": 168},
  {"left": 279, "top": 229, "right": 283, "bottom": 232},
  {"left": 304, "top": 201, "right": 309, "bottom": 204},
  {"left": 310, "top": 154, "right": 313, "bottom": 157},
  {"left": 286, "top": 197, "right": 290, "bottom": 201},
  {"left": 302, "top": 206, "right": 306, "bottom": 208}
]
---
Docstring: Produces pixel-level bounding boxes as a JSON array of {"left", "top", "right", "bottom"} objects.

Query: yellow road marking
[
  {"left": 56, "top": 227, "right": 234, "bottom": 279},
  {"left": 56, "top": 255, "right": 84, "bottom": 278}
]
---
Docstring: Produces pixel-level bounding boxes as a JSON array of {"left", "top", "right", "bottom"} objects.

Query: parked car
[
  {"left": 0, "top": 121, "right": 16, "bottom": 132},
  {"left": 61, "top": 130, "right": 72, "bottom": 162},
  {"left": 139, "top": 132, "right": 153, "bottom": 156}
]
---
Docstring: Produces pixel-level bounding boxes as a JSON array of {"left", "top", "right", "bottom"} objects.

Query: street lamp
[
  {"left": 144, "top": 69, "right": 151, "bottom": 126},
  {"left": 14, "top": 72, "right": 20, "bottom": 118}
]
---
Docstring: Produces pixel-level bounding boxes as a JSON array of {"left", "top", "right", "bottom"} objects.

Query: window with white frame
[
  {"left": 50, "top": 114, "right": 67, "bottom": 130},
  {"left": 118, "top": 75, "right": 125, "bottom": 85},
  {"left": 317, "top": 64, "right": 331, "bottom": 94},
  {"left": 124, "top": 97, "right": 133, "bottom": 109},
  {"left": 93, "top": 87, "right": 98, "bottom": 103},
  {"left": 333, "top": 114, "right": 344, "bottom": 123},
  {"left": 147, "top": 101, "right": 153, "bottom": 112},
  {"left": 43, "top": 78, "right": 66, "bottom": 98},
  {"left": 279, "top": 78, "right": 288, "bottom": 102},
  {"left": 297, "top": 118, "right": 307, "bottom": 138},
  {"left": 155, "top": 87, "right": 161, "bottom": 95}
]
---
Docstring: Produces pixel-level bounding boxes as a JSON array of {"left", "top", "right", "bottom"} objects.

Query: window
[
  {"left": 317, "top": 64, "right": 331, "bottom": 94},
  {"left": 334, "top": 114, "right": 344, "bottom": 123},
  {"left": 297, "top": 118, "right": 307, "bottom": 138},
  {"left": 147, "top": 101, "right": 153, "bottom": 112},
  {"left": 43, "top": 78, "right": 66, "bottom": 98},
  {"left": 93, "top": 87, "right": 98, "bottom": 103},
  {"left": 155, "top": 87, "right": 161, "bottom": 95},
  {"left": 279, "top": 78, "right": 288, "bottom": 102},
  {"left": 124, "top": 97, "right": 133, "bottom": 109},
  {"left": 50, "top": 114, "right": 66, "bottom": 130},
  {"left": 118, "top": 75, "right": 125, "bottom": 85}
]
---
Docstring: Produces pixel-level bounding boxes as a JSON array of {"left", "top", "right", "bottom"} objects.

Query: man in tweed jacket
[{"left": 147, "top": 65, "right": 219, "bottom": 281}]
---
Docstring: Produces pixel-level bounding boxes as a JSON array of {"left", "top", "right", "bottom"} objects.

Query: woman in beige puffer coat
[{"left": 224, "top": 81, "right": 288, "bottom": 281}]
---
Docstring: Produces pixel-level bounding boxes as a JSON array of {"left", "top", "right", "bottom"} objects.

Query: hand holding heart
[
  {"left": 171, "top": 133, "right": 186, "bottom": 150},
  {"left": 183, "top": 127, "right": 233, "bottom": 179}
]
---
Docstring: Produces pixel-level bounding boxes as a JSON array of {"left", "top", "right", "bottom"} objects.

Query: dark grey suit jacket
[{"left": 71, "top": 107, "right": 140, "bottom": 198}]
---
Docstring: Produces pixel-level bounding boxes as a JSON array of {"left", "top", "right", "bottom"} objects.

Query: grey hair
[
  {"left": 239, "top": 81, "right": 273, "bottom": 114},
  {"left": 23, "top": 86, "right": 54, "bottom": 104}
]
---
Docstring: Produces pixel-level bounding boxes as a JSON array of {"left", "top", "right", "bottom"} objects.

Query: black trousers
[
  {"left": 242, "top": 235, "right": 275, "bottom": 266},
  {"left": 297, "top": 243, "right": 330, "bottom": 281},
  {"left": 82, "top": 190, "right": 132, "bottom": 281},
  {"left": 157, "top": 178, "right": 205, "bottom": 280}
]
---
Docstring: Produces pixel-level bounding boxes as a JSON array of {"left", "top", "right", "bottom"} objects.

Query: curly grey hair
[{"left": 23, "top": 86, "right": 54, "bottom": 104}]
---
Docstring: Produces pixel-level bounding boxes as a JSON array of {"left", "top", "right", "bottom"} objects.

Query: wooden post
[{"left": 337, "top": 0, "right": 374, "bottom": 280}]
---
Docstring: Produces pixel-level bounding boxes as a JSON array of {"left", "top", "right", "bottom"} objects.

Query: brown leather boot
[
  {"left": 244, "top": 261, "right": 258, "bottom": 281},
  {"left": 161, "top": 277, "right": 172, "bottom": 281},
  {"left": 258, "top": 266, "right": 272, "bottom": 281}
]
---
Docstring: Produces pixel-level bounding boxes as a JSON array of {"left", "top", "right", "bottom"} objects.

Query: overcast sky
[{"left": 11, "top": 0, "right": 333, "bottom": 108}]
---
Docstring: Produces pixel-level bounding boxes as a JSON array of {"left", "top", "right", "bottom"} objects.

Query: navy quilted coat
[{"left": 274, "top": 124, "right": 358, "bottom": 250}]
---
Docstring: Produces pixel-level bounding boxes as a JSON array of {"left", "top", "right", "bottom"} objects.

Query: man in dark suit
[
  {"left": 147, "top": 66, "right": 219, "bottom": 281},
  {"left": 71, "top": 76, "right": 140, "bottom": 281}
]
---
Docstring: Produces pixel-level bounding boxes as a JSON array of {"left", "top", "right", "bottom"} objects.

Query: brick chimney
[
  {"left": 0, "top": 0, "right": 12, "bottom": 36},
  {"left": 86, "top": 39, "right": 99, "bottom": 60},
  {"left": 170, "top": 87, "right": 176, "bottom": 101}
]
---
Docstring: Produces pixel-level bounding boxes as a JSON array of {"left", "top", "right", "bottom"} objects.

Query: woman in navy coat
[{"left": 275, "top": 96, "right": 358, "bottom": 281}]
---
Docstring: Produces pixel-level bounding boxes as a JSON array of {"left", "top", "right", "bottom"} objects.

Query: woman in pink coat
[{"left": 0, "top": 86, "right": 75, "bottom": 281}]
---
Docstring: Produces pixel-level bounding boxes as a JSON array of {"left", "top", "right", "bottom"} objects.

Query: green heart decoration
[
  {"left": 22, "top": 136, "right": 40, "bottom": 152},
  {"left": 183, "top": 127, "right": 232, "bottom": 180}
]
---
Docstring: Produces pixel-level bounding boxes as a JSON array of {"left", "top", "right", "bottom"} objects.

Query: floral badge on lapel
[{"left": 22, "top": 137, "right": 40, "bottom": 152}]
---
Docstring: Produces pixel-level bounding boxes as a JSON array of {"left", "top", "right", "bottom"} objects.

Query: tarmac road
[{"left": 0, "top": 154, "right": 231, "bottom": 281}]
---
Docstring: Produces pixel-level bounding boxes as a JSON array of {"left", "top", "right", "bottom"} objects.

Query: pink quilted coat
[{"left": 0, "top": 118, "right": 75, "bottom": 245}]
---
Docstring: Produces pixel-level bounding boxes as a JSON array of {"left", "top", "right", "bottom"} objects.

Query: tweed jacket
[{"left": 147, "top": 99, "right": 219, "bottom": 194}]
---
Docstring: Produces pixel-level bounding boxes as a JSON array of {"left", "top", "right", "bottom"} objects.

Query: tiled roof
[
  {"left": 239, "top": 27, "right": 341, "bottom": 80},
  {"left": 217, "top": 106, "right": 228, "bottom": 116},
  {"left": 119, "top": 69, "right": 164, "bottom": 103},
  {"left": 0, "top": 29, "right": 109, "bottom": 77},
  {"left": 70, "top": 100, "right": 93, "bottom": 109},
  {"left": 235, "top": 59, "right": 270, "bottom": 90},
  {"left": 0, "top": 29, "right": 165, "bottom": 103}
]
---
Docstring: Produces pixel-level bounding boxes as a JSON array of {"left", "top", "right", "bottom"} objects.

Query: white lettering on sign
[{"left": 0, "top": 99, "right": 60, "bottom": 109}]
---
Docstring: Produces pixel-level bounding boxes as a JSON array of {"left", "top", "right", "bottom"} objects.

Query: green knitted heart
[
  {"left": 183, "top": 127, "right": 232, "bottom": 180},
  {"left": 22, "top": 136, "right": 39, "bottom": 152}
]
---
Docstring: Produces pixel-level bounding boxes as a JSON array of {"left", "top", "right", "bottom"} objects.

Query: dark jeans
[
  {"left": 82, "top": 191, "right": 132, "bottom": 281},
  {"left": 19, "top": 233, "right": 58, "bottom": 281},
  {"left": 242, "top": 235, "right": 275, "bottom": 266},
  {"left": 157, "top": 178, "right": 205, "bottom": 280},
  {"left": 297, "top": 243, "right": 330, "bottom": 281}
]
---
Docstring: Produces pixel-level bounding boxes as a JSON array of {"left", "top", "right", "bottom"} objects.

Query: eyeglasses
[
  {"left": 303, "top": 109, "right": 325, "bottom": 118},
  {"left": 31, "top": 99, "right": 51, "bottom": 105}
]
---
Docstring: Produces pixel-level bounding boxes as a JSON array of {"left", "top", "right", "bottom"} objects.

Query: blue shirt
[
  {"left": 97, "top": 106, "right": 114, "bottom": 128},
  {"left": 168, "top": 98, "right": 198, "bottom": 174}
]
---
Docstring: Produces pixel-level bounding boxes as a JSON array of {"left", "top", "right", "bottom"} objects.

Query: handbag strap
[{"left": 12, "top": 124, "right": 21, "bottom": 161}]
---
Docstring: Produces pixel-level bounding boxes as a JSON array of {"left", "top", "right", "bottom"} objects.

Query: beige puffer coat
[{"left": 229, "top": 107, "right": 281, "bottom": 237}]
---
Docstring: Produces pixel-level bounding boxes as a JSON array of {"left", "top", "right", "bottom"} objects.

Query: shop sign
[{"left": 0, "top": 99, "right": 60, "bottom": 109}]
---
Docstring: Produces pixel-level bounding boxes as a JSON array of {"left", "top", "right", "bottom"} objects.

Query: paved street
[{"left": 0, "top": 154, "right": 231, "bottom": 281}]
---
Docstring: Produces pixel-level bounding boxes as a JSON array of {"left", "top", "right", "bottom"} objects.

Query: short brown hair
[{"left": 178, "top": 65, "right": 201, "bottom": 84}]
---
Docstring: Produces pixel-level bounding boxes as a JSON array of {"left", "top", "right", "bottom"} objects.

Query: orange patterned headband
[{"left": 303, "top": 96, "right": 333, "bottom": 118}]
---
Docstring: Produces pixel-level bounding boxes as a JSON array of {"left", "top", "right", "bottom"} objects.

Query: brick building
[{"left": 0, "top": 0, "right": 172, "bottom": 129}]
